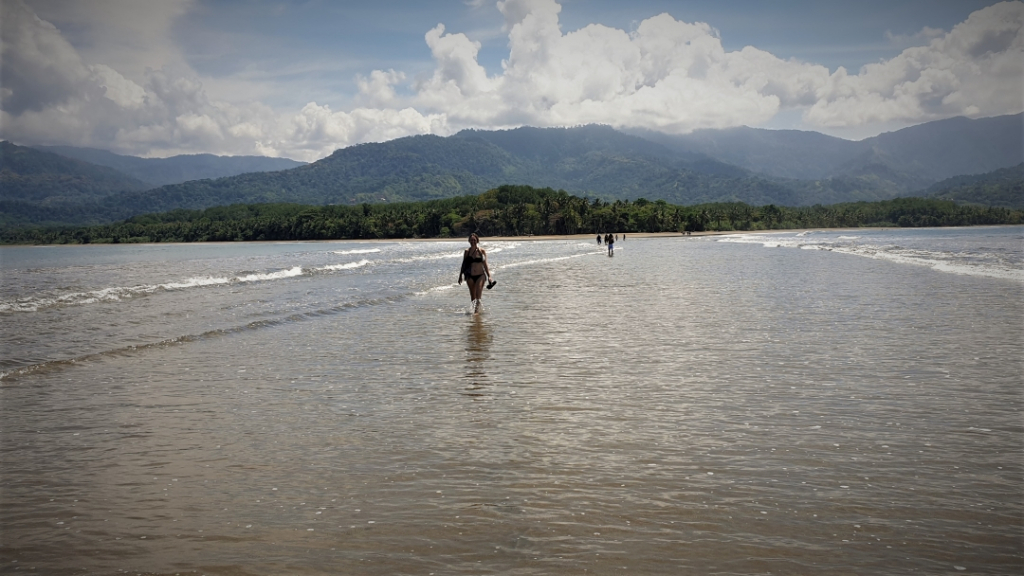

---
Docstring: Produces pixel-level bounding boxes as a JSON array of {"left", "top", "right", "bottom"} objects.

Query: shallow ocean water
[{"left": 1, "top": 227, "right": 1022, "bottom": 575}]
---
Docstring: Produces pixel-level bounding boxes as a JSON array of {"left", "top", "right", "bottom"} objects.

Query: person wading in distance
[{"left": 458, "top": 233, "right": 494, "bottom": 313}]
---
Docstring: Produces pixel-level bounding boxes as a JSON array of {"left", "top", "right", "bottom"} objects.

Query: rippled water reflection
[{"left": 1, "top": 229, "right": 1022, "bottom": 575}]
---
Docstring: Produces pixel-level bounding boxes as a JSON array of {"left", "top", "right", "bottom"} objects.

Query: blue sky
[{"left": 2, "top": 0, "right": 1021, "bottom": 160}]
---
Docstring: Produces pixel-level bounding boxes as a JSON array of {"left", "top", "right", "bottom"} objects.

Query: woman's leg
[
  {"left": 466, "top": 277, "right": 483, "bottom": 311},
  {"left": 472, "top": 277, "right": 485, "bottom": 301}
]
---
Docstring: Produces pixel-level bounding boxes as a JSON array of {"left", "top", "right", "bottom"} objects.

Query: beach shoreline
[{"left": 337, "top": 227, "right": 892, "bottom": 244}]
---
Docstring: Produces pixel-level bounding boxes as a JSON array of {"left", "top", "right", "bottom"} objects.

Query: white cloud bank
[{"left": 1, "top": 0, "right": 1021, "bottom": 161}]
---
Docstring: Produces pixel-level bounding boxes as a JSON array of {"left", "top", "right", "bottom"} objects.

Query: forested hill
[{"left": 926, "top": 164, "right": 1024, "bottom": 208}]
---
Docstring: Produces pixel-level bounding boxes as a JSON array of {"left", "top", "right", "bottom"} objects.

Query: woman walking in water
[{"left": 458, "top": 233, "right": 494, "bottom": 313}]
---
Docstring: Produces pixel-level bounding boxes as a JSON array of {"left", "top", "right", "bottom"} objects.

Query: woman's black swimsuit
[{"left": 466, "top": 250, "right": 485, "bottom": 282}]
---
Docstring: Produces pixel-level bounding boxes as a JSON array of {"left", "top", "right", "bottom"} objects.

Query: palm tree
[
  {"left": 697, "top": 209, "right": 711, "bottom": 231},
  {"left": 761, "top": 204, "right": 781, "bottom": 229}
]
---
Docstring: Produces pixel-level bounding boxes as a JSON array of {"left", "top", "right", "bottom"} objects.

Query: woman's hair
[{"left": 469, "top": 233, "right": 479, "bottom": 242}]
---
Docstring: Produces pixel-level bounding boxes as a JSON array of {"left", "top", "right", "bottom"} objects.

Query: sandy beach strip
[
  {"left": 389, "top": 230, "right": 730, "bottom": 243},
  {"left": 16, "top": 227, "right": 894, "bottom": 248},
  {"left": 459, "top": 228, "right": 886, "bottom": 243}
]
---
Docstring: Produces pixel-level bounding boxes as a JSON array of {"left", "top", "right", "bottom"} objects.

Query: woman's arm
[{"left": 482, "top": 250, "right": 492, "bottom": 279}]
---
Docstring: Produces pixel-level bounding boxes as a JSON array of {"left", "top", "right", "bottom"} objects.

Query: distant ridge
[
  {"left": 631, "top": 113, "right": 1024, "bottom": 183},
  {"left": 1, "top": 141, "right": 148, "bottom": 202},
  {"left": 864, "top": 114, "right": 1023, "bottom": 181},
  {"left": 31, "top": 145, "right": 306, "bottom": 187},
  {"left": 627, "top": 125, "right": 858, "bottom": 180}
]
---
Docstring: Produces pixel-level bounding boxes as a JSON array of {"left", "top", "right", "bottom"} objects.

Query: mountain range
[{"left": 1, "top": 113, "right": 1020, "bottom": 227}]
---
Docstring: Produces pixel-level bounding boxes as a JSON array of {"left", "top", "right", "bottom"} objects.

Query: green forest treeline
[{"left": 2, "top": 185, "right": 1021, "bottom": 245}]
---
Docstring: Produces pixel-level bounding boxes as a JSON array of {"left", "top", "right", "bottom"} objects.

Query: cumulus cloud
[
  {"left": 356, "top": 69, "right": 406, "bottom": 107},
  {"left": 22, "top": 0, "right": 195, "bottom": 82},
  {"left": 807, "top": 1, "right": 1024, "bottom": 126},
  {"left": 0, "top": 0, "right": 95, "bottom": 115},
  {"left": 1, "top": 0, "right": 1021, "bottom": 161},
  {"left": 401, "top": 0, "right": 1022, "bottom": 133},
  {"left": 279, "top": 103, "right": 448, "bottom": 160},
  {"left": 0, "top": 0, "right": 452, "bottom": 160}
]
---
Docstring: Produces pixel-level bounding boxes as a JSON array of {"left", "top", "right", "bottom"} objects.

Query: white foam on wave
[
  {"left": 485, "top": 241, "right": 521, "bottom": 251},
  {"left": 395, "top": 240, "right": 462, "bottom": 247},
  {"left": 163, "top": 276, "right": 233, "bottom": 290},
  {"left": 414, "top": 284, "right": 458, "bottom": 295},
  {"left": 332, "top": 248, "right": 380, "bottom": 255},
  {"left": 236, "top": 266, "right": 304, "bottom": 283},
  {"left": 317, "top": 259, "right": 372, "bottom": 271},
  {"left": 391, "top": 251, "right": 464, "bottom": 264},
  {"left": 717, "top": 234, "right": 796, "bottom": 249}
]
